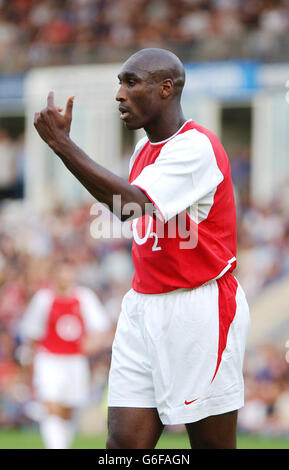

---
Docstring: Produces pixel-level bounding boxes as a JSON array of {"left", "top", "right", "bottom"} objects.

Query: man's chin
[{"left": 124, "top": 121, "right": 143, "bottom": 131}]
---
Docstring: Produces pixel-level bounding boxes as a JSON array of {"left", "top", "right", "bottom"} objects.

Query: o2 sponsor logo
[{"left": 132, "top": 215, "right": 162, "bottom": 251}]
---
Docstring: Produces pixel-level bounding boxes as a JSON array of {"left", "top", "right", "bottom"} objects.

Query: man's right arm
[
  {"left": 50, "top": 135, "right": 151, "bottom": 221},
  {"left": 34, "top": 92, "right": 151, "bottom": 221}
]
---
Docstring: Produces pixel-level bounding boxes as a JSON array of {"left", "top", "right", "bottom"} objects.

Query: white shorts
[
  {"left": 33, "top": 351, "right": 90, "bottom": 408},
  {"left": 108, "top": 273, "right": 250, "bottom": 425}
]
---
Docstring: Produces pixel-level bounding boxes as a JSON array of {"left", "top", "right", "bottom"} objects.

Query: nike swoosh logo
[{"left": 184, "top": 398, "right": 198, "bottom": 405}]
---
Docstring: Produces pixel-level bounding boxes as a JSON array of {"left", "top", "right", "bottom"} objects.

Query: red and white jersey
[
  {"left": 129, "top": 119, "right": 237, "bottom": 294},
  {"left": 21, "top": 287, "right": 110, "bottom": 355}
]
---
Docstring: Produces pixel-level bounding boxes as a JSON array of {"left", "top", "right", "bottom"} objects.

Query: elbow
[
  {"left": 110, "top": 186, "right": 152, "bottom": 222},
  {"left": 120, "top": 213, "right": 130, "bottom": 222},
  {"left": 119, "top": 186, "right": 152, "bottom": 222}
]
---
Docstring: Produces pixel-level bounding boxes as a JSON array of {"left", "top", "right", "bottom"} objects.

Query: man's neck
[{"left": 144, "top": 107, "right": 186, "bottom": 143}]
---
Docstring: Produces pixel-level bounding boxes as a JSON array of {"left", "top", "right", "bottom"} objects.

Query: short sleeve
[
  {"left": 131, "top": 129, "right": 224, "bottom": 223},
  {"left": 20, "top": 289, "right": 53, "bottom": 341},
  {"left": 76, "top": 287, "right": 110, "bottom": 332}
]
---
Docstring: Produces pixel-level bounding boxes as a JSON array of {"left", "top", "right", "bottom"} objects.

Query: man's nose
[{"left": 116, "top": 85, "right": 126, "bottom": 102}]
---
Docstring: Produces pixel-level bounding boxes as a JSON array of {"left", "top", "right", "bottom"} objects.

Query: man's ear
[{"left": 159, "top": 79, "right": 174, "bottom": 99}]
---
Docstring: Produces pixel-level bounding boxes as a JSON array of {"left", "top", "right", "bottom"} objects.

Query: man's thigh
[
  {"left": 106, "top": 407, "right": 164, "bottom": 449},
  {"left": 106, "top": 407, "right": 238, "bottom": 449},
  {"left": 185, "top": 410, "right": 238, "bottom": 449}
]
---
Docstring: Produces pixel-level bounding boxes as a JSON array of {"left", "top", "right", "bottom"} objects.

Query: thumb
[{"left": 65, "top": 95, "right": 74, "bottom": 121}]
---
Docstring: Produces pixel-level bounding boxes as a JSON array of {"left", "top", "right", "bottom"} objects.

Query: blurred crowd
[
  {"left": 232, "top": 151, "right": 289, "bottom": 301},
  {"left": 237, "top": 195, "right": 289, "bottom": 301},
  {"left": 239, "top": 343, "right": 289, "bottom": 436},
  {"left": 227, "top": 146, "right": 289, "bottom": 301},
  {"left": 0, "top": 0, "right": 288, "bottom": 72}
]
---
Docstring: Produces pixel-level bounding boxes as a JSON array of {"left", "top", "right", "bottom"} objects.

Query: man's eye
[{"left": 128, "top": 80, "right": 135, "bottom": 87}]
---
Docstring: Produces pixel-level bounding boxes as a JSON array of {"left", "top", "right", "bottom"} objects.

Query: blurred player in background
[
  {"left": 20, "top": 260, "right": 111, "bottom": 449},
  {"left": 33, "top": 48, "right": 250, "bottom": 449}
]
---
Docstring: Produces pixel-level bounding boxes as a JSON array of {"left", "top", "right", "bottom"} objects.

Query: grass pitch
[{"left": 0, "top": 429, "right": 288, "bottom": 449}]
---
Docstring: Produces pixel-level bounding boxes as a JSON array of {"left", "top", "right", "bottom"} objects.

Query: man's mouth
[{"left": 119, "top": 106, "right": 130, "bottom": 120}]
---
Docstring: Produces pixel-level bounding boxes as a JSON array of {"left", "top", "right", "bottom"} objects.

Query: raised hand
[{"left": 34, "top": 91, "right": 74, "bottom": 148}]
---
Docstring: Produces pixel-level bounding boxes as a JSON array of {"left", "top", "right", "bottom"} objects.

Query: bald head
[
  {"left": 116, "top": 48, "right": 186, "bottom": 136},
  {"left": 123, "top": 48, "right": 185, "bottom": 99}
]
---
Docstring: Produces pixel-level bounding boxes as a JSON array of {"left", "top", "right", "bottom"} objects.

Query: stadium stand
[{"left": 0, "top": 0, "right": 288, "bottom": 72}]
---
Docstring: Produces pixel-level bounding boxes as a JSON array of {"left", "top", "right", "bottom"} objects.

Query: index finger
[{"left": 47, "top": 91, "right": 55, "bottom": 108}]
